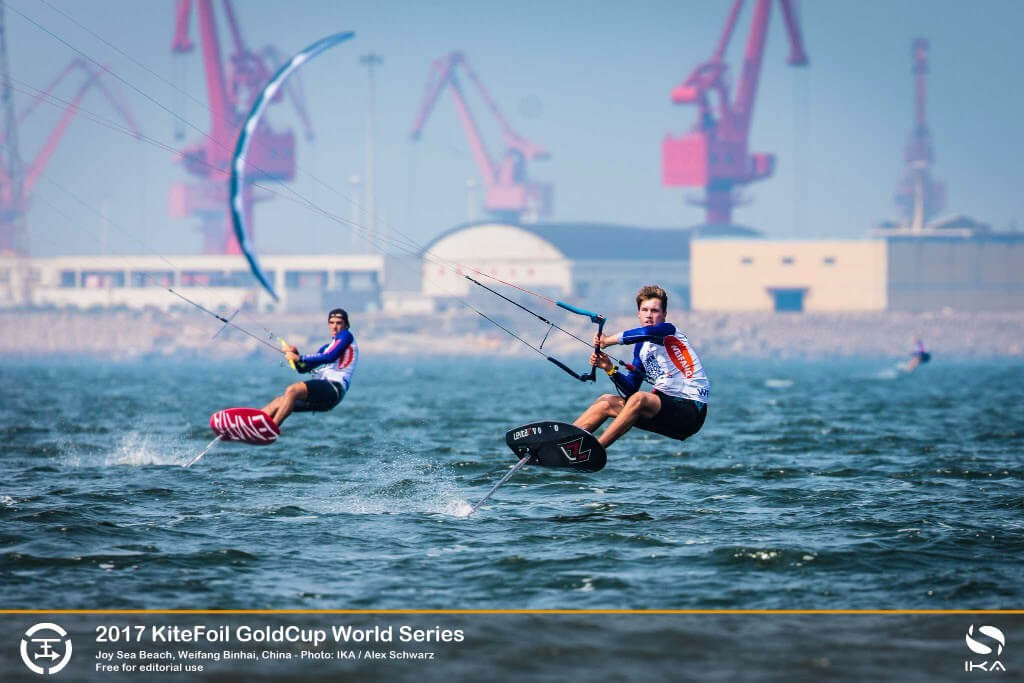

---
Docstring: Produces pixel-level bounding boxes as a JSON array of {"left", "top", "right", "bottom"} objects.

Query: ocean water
[{"left": 1, "top": 356, "right": 1022, "bottom": 611}]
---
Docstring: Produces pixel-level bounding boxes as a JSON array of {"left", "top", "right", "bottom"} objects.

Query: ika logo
[
  {"left": 558, "top": 436, "right": 591, "bottom": 463},
  {"left": 21, "top": 622, "right": 73, "bottom": 675},
  {"left": 965, "top": 624, "right": 1007, "bottom": 673}
]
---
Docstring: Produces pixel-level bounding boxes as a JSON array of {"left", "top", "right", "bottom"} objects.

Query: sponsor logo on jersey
[
  {"left": 642, "top": 348, "right": 663, "bottom": 381},
  {"left": 664, "top": 335, "right": 695, "bottom": 378}
]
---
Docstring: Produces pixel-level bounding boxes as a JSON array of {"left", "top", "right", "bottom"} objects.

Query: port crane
[
  {"left": 410, "top": 51, "right": 551, "bottom": 223},
  {"left": 0, "top": 55, "right": 140, "bottom": 255},
  {"left": 893, "top": 38, "right": 944, "bottom": 229},
  {"left": 170, "top": 0, "right": 308, "bottom": 253},
  {"left": 662, "top": 0, "right": 808, "bottom": 225}
]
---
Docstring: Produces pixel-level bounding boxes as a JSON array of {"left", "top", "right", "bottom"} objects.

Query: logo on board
[{"left": 558, "top": 436, "right": 591, "bottom": 464}]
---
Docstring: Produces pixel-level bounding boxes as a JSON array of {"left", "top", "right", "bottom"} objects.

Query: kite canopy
[{"left": 229, "top": 31, "right": 356, "bottom": 301}]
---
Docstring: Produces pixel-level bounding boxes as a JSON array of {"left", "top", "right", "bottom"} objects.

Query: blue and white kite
[{"left": 229, "top": 31, "right": 355, "bottom": 300}]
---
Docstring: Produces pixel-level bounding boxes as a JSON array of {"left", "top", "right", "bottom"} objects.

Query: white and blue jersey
[
  {"left": 609, "top": 322, "right": 710, "bottom": 404},
  {"left": 298, "top": 329, "right": 358, "bottom": 391}
]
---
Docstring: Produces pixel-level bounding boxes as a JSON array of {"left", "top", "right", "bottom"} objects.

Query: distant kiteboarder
[
  {"left": 185, "top": 308, "right": 357, "bottom": 467},
  {"left": 902, "top": 335, "right": 931, "bottom": 373},
  {"left": 573, "top": 285, "right": 710, "bottom": 449},
  {"left": 261, "top": 308, "right": 358, "bottom": 427}
]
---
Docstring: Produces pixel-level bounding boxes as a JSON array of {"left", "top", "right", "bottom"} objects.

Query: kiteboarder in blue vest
[
  {"left": 573, "top": 285, "right": 709, "bottom": 449},
  {"left": 262, "top": 308, "right": 358, "bottom": 426},
  {"left": 902, "top": 335, "right": 931, "bottom": 373}
]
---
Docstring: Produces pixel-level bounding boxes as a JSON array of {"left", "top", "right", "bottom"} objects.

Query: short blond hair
[{"left": 636, "top": 285, "right": 668, "bottom": 312}]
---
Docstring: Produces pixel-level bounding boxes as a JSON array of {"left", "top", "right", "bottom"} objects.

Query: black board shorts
[
  {"left": 294, "top": 380, "right": 345, "bottom": 413},
  {"left": 634, "top": 390, "right": 707, "bottom": 442}
]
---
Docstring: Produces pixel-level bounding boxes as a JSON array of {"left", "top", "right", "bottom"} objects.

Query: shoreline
[{"left": 0, "top": 308, "right": 1020, "bottom": 360}]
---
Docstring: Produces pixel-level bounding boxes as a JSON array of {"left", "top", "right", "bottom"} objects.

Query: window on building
[
  {"left": 823, "top": 257, "right": 836, "bottom": 265},
  {"left": 181, "top": 270, "right": 218, "bottom": 286},
  {"left": 768, "top": 288, "right": 806, "bottom": 313},
  {"left": 180, "top": 270, "right": 262, "bottom": 287},
  {"left": 781, "top": 256, "right": 795, "bottom": 265},
  {"left": 131, "top": 270, "right": 174, "bottom": 287},
  {"left": 348, "top": 272, "right": 374, "bottom": 291},
  {"left": 82, "top": 271, "right": 125, "bottom": 288},
  {"left": 740, "top": 257, "right": 754, "bottom": 265},
  {"left": 59, "top": 270, "right": 76, "bottom": 287},
  {"left": 225, "top": 270, "right": 258, "bottom": 287},
  {"left": 285, "top": 271, "right": 327, "bottom": 289}
]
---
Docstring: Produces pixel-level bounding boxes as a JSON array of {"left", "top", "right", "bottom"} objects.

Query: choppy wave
[{"left": 1, "top": 357, "right": 1021, "bottom": 610}]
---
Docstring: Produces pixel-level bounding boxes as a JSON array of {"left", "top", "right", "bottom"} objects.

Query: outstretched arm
[
  {"left": 298, "top": 330, "right": 354, "bottom": 367},
  {"left": 619, "top": 322, "right": 676, "bottom": 345}
]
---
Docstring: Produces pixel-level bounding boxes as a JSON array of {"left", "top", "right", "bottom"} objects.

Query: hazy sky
[{"left": 5, "top": 0, "right": 1023, "bottom": 258}]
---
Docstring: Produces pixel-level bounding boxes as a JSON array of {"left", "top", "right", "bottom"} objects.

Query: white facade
[
  {"left": 422, "top": 223, "right": 572, "bottom": 298},
  {"left": 420, "top": 221, "right": 692, "bottom": 312},
  {"left": 0, "top": 253, "right": 385, "bottom": 313}
]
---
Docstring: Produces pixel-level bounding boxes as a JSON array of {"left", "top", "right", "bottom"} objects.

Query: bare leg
[
  {"left": 262, "top": 381, "right": 308, "bottom": 426},
  {"left": 573, "top": 393, "right": 624, "bottom": 433},
  {"left": 592, "top": 391, "right": 662, "bottom": 448},
  {"left": 261, "top": 396, "right": 282, "bottom": 417}
]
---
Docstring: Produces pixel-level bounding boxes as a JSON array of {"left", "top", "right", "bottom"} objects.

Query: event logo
[
  {"left": 965, "top": 625, "right": 1007, "bottom": 673},
  {"left": 558, "top": 436, "right": 591, "bottom": 464},
  {"left": 21, "top": 623, "right": 73, "bottom": 675}
]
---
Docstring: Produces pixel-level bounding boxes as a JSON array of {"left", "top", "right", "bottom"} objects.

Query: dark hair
[
  {"left": 635, "top": 285, "right": 668, "bottom": 312},
  {"left": 328, "top": 308, "right": 349, "bottom": 325}
]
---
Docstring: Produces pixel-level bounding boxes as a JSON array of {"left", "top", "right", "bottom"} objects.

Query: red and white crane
[
  {"left": 893, "top": 38, "right": 944, "bottom": 229},
  {"left": 410, "top": 51, "right": 551, "bottom": 223},
  {"left": 0, "top": 56, "right": 140, "bottom": 255},
  {"left": 662, "top": 0, "right": 808, "bottom": 225},
  {"left": 170, "top": 0, "right": 304, "bottom": 254}
]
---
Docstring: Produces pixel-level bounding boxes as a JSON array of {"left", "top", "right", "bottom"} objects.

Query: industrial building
[
  {"left": 420, "top": 221, "right": 756, "bottom": 313},
  {"left": 691, "top": 227, "right": 1024, "bottom": 313},
  {"left": 6, "top": 220, "right": 1022, "bottom": 316},
  {"left": 0, "top": 253, "right": 385, "bottom": 313}
]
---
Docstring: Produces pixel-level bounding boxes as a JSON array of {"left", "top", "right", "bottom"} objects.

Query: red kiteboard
[{"left": 209, "top": 407, "right": 280, "bottom": 445}]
